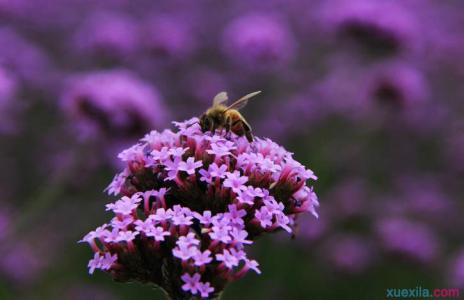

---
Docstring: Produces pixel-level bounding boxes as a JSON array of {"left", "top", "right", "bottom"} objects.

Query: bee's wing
[
  {"left": 213, "top": 91, "right": 228, "bottom": 106},
  {"left": 226, "top": 91, "right": 261, "bottom": 111}
]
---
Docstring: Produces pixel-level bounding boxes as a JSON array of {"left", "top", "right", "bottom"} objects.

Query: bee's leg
[
  {"left": 245, "top": 131, "right": 254, "bottom": 143},
  {"left": 225, "top": 116, "right": 232, "bottom": 139},
  {"left": 241, "top": 121, "right": 254, "bottom": 143},
  {"left": 210, "top": 120, "right": 215, "bottom": 134}
]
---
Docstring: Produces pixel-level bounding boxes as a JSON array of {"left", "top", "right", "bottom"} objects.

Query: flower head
[{"left": 81, "top": 117, "right": 318, "bottom": 299}]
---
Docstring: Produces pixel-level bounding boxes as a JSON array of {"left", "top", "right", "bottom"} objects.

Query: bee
[{"left": 199, "top": 91, "right": 261, "bottom": 142}]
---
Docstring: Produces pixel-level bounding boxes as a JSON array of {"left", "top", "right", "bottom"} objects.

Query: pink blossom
[
  {"left": 146, "top": 226, "right": 170, "bottom": 241},
  {"left": 230, "top": 228, "right": 252, "bottom": 245},
  {"left": 254, "top": 207, "right": 273, "bottom": 229},
  {"left": 223, "top": 171, "right": 248, "bottom": 193},
  {"left": 193, "top": 211, "right": 213, "bottom": 226},
  {"left": 216, "top": 249, "right": 239, "bottom": 269},
  {"left": 181, "top": 273, "right": 201, "bottom": 294},
  {"left": 177, "top": 157, "right": 203, "bottom": 175},
  {"left": 208, "top": 163, "right": 228, "bottom": 178},
  {"left": 178, "top": 233, "right": 200, "bottom": 247},
  {"left": 193, "top": 250, "right": 213, "bottom": 266},
  {"left": 173, "top": 245, "right": 198, "bottom": 261},
  {"left": 116, "top": 230, "right": 139, "bottom": 242},
  {"left": 198, "top": 282, "right": 215, "bottom": 298}
]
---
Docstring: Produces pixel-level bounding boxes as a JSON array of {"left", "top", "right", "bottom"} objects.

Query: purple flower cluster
[
  {"left": 71, "top": 11, "right": 140, "bottom": 62},
  {"left": 319, "top": 0, "right": 420, "bottom": 56},
  {"left": 375, "top": 218, "right": 439, "bottom": 264},
  {"left": 0, "top": 27, "right": 53, "bottom": 89},
  {"left": 222, "top": 13, "right": 296, "bottom": 69},
  {"left": 142, "top": 14, "right": 197, "bottom": 61},
  {"left": 80, "top": 118, "right": 318, "bottom": 298},
  {"left": 60, "top": 69, "right": 168, "bottom": 141}
]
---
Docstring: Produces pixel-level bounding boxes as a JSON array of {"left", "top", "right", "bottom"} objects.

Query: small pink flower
[
  {"left": 193, "top": 250, "right": 213, "bottom": 266},
  {"left": 216, "top": 249, "right": 239, "bottom": 269},
  {"left": 198, "top": 281, "right": 215, "bottom": 298},
  {"left": 177, "top": 157, "right": 203, "bottom": 175},
  {"left": 181, "top": 273, "right": 201, "bottom": 294},
  {"left": 223, "top": 171, "right": 248, "bottom": 193},
  {"left": 146, "top": 226, "right": 170, "bottom": 241}
]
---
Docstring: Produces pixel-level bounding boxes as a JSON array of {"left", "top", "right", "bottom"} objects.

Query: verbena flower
[
  {"left": 375, "top": 218, "right": 439, "bottom": 264},
  {"left": 80, "top": 117, "right": 318, "bottom": 299},
  {"left": 0, "top": 27, "right": 53, "bottom": 90},
  {"left": 0, "top": 240, "right": 46, "bottom": 284},
  {"left": 141, "top": 14, "right": 196, "bottom": 61},
  {"left": 60, "top": 69, "right": 168, "bottom": 140},
  {"left": 319, "top": 0, "right": 420, "bottom": 56},
  {"left": 304, "top": 63, "right": 430, "bottom": 128},
  {"left": 71, "top": 11, "right": 140, "bottom": 62},
  {"left": 322, "top": 234, "right": 373, "bottom": 274},
  {"left": 365, "top": 63, "right": 428, "bottom": 111},
  {"left": 222, "top": 14, "right": 296, "bottom": 69}
]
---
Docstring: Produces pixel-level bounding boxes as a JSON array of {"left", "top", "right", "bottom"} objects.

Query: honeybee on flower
[{"left": 199, "top": 91, "right": 261, "bottom": 142}]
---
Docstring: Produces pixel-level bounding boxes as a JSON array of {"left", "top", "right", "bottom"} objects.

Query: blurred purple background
[{"left": 1, "top": 0, "right": 464, "bottom": 299}]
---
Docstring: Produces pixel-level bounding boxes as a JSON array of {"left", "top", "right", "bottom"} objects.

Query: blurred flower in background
[
  {"left": 1, "top": 0, "right": 464, "bottom": 299},
  {"left": 70, "top": 11, "right": 140, "bottom": 64},
  {"left": 375, "top": 218, "right": 440, "bottom": 264},
  {"left": 142, "top": 14, "right": 197, "bottom": 62},
  {"left": 322, "top": 234, "right": 375, "bottom": 274},
  {"left": 61, "top": 69, "right": 167, "bottom": 140},
  {"left": 60, "top": 69, "right": 169, "bottom": 167},
  {"left": 0, "top": 27, "right": 54, "bottom": 92},
  {"left": 222, "top": 14, "right": 296, "bottom": 70},
  {"left": 318, "top": 0, "right": 421, "bottom": 57}
]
